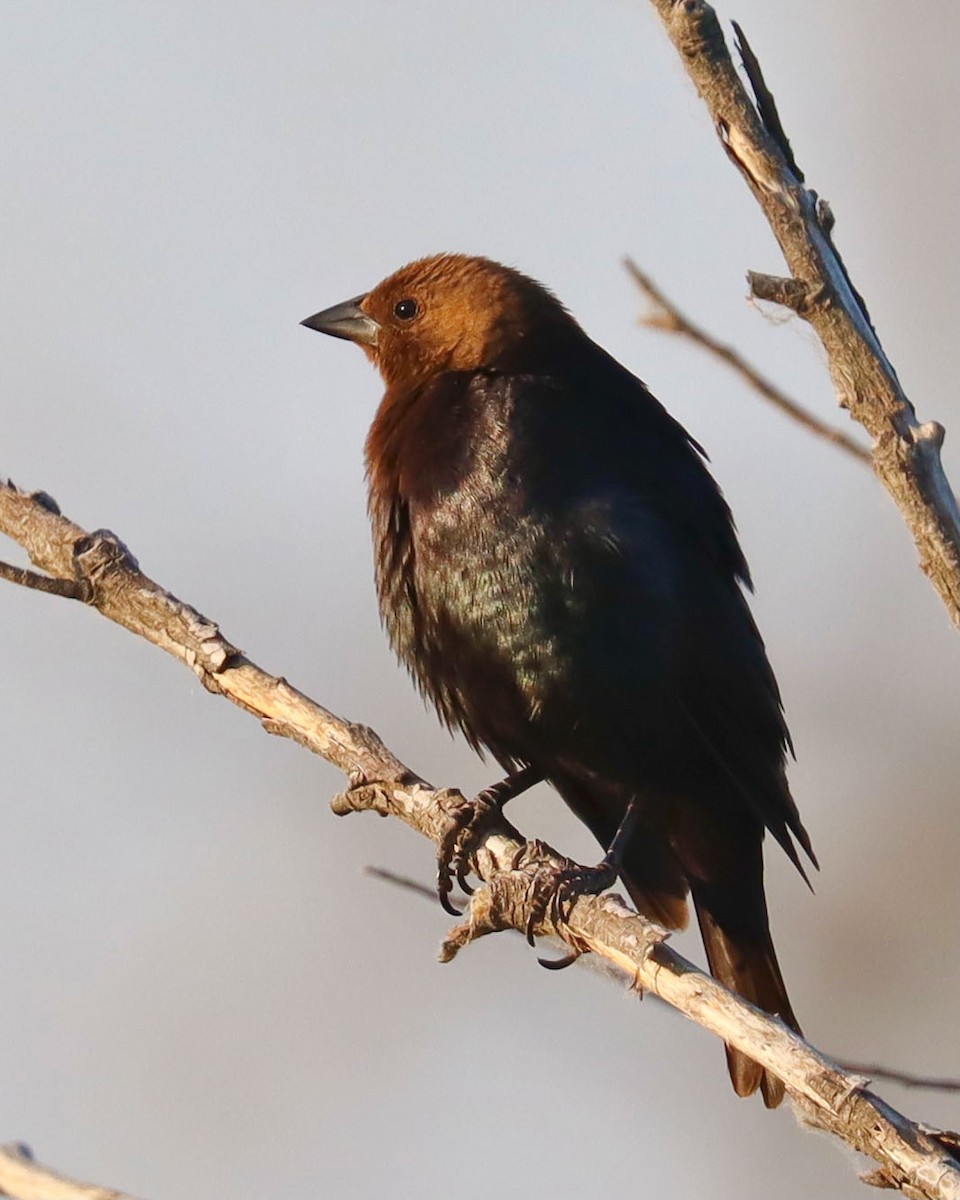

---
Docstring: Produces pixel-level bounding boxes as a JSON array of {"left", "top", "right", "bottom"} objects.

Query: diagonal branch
[
  {"left": 0, "top": 1142, "right": 136, "bottom": 1200},
  {"left": 623, "top": 257, "right": 872, "bottom": 465},
  {"left": 367, "top": 864, "right": 960, "bottom": 1094},
  {"left": 1, "top": 477, "right": 958, "bottom": 1198},
  {"left": 646, "top": 0, "right": 960, "bottom": 629}
]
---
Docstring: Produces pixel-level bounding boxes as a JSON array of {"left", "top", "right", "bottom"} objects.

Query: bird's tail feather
[
  {"left": 552, "top": 773, "right": 796, "bottom": 1106},
  {"left": 690, "top": 880, "right": 799, "bottom": 1108}
]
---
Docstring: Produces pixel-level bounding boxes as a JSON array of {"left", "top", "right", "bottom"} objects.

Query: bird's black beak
[{"left": 300, "top": 294, "right": 380, "bottom": 346}]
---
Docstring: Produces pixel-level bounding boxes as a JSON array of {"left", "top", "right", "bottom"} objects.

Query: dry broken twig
[
  {"left": 623, "top": 257, "right": 871, "bottom": 466},
  {"left": 1, "top": 477, "right": 958, "bottom": 1199},
  {"left": 646, "top": 0, "right": 960, "bottom": 628}
]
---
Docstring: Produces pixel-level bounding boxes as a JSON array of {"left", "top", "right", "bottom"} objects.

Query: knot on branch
[
  {"left": 331, "top": 779, "right": 457, "bottom": 827},
  {"left": 72, "top": 529, "right": 139, "bottom": 599},
  {"left": 748, "top": 271, "right": 824, "bottom": 315},
  {"left": 670, "top": 0, "right": 722, "bottom": 62},
  {"left": 330, "top": 780, "right": 399, "bottom": 819},
  {"left": 29, "top": 490, "right": 61, "bottom": 516},
  {"left": 183, "top": 614, "right": 239, "bottom": 683},
  {"left": 816, "top": 195, "right": 836, "bottom": 234}
]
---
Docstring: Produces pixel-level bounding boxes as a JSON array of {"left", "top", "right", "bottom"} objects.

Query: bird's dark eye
[{"left": 393, "top": 298, "right": 419, "bottom": 321}]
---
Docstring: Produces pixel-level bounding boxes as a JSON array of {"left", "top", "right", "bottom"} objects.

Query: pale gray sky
[{"left": 1, "top": 3, "right": 958, "bottom": 1197}]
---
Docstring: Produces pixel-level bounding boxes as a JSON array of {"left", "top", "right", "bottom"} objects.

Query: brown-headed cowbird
[{"left": 302, "top": 254, "right": 815, "bottom": 1106}]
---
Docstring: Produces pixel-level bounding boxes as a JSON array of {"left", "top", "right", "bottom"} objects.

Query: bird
[{"left": 302, "top": 253, "right": 815, "bottom": 1106}]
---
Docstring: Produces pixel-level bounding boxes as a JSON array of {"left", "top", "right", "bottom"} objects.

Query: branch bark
[
  {"left": 0, "top": 1143, "right": 135, "bottom": 1200},
  {"left": 1, "top": 478, "right": 958, "bottom": 1199},
  {"left": 646, "top": 0, "right": 960, "bottom": 629}
]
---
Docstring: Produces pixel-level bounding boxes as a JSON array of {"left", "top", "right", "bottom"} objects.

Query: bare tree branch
[
  {"left": 623, "top": 257, "right": 872, "bottom": 465},
  {"left": 646, "top": 0, "right": 960, "bottom": 629},
  {"left": 367, "top": 863, "right": 960, "bottom": 1095},
  {"left": 0, "top": 1143, "right": 136, "bottom": 1200},
  {"left": 1, "top": 478, "right": 958, "bottom": 1198}
]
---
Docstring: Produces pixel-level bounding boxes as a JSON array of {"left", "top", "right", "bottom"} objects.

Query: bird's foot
[
  {"left": 439, "top": 838, "right": 587, "bottom": 965},
  {"left": 529, "top": 796, "right": 639, "bottom": 968},
  {"left": 527, "top": 853, "right": 621, "bottom": 968},
  {"left": 436, "top": 765, "right": 542, "bottom": 916},
  {"left": 436, "top": 787, "right": 504, "bottom": 916}
]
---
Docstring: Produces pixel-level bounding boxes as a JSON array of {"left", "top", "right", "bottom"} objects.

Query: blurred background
[{"left": 1, "top": 2, "right": 958, "bottom": 1197}]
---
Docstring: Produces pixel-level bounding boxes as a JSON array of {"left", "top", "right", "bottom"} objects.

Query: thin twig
[
  {"left": 623, "top": 257, "right": 872, "bottom": 466},
  {"left": 838, "top": 1064, "right": 960, "bottom": 1095},
  {"left": 1, "top": 477, "right": 958, "bottom": 1199},
  {"left": 364, "top": 865, "right": 444, "bottom": 902},
  {"left": 0, "top": 558, "right": 90, "bottom": 599}
]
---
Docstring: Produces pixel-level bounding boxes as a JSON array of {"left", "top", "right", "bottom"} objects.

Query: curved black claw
[
  {"left": 436, "top": 766, "right": 543, "bottom": 913},
  {"left": 531, "top": 795, "right": 639, "bottom": 938},
  {"left": 525, "top": 854, "right": 622, "bottom": 962},
  {"left": 436, "top": 787, "right": 505, "bottom": 914},
  {"left": 549, "top": 858, "right": 620, "bottom": 926},
  {"left": 438, "top": 882, "right": 463, "bottom": 918},
  {"left": 537, "top": 948, "right": 584, "bottom": 970}
]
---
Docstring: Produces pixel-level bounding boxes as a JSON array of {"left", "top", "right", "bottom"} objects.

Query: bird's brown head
[{"left": 301, "top": 254, "right": 575, "bottom": 387}]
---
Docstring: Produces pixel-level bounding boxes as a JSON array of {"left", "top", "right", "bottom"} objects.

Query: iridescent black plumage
[{"left": 305, "top": 254, "right": 816, "bottom": 1106}]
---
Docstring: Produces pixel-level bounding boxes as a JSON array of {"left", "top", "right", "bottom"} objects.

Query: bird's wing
[
  {"left": 556, "top": 482, "right": 815, "bottom": 878},
  {"left": 505, "top": 363, "right": 815, "bottom": 874}
]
